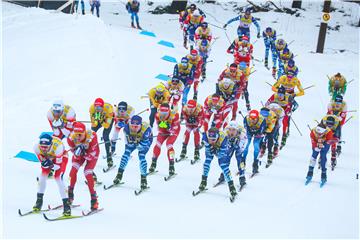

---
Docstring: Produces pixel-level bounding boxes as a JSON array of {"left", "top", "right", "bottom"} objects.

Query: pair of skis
[
  {"left": 192, "top": 188, "right": 237, "bottom": 203},
  {"left": 175, "top": 156, "right": 200, "bottom": 165},
  {"left": 103, "top": 182, "right": 150, "bottom": 196},
  {"left": 43, "top": 208, "right": 104, "bottom": 221},
  {"left": 305, "top": 177, "right": 327, "bottom": 188}
]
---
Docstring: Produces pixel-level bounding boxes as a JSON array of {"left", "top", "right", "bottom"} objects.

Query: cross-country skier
[
  {"left": 328, "top": 73, "right": 347, "bottom": 100},
  {"left": 173, "top": 57, "right": 195, "bottom": 111},
  {"left": 196, "top": 39, "right": 212, "bottom": 80},
  {"left": 47, "top": 100, "right": 76, "bottom": 140},
  {"left": 223, "top": 8, "right": 260, "bottom": 40},
  {"left": 148, "top": 84, "right": 171, "bottom": 128},
  {"left": 126, "top": 0, "right": 141, "bottom": 29},
  {"left": 320, "top": 115, "right": 341, "bottom": 170},
  {"left": 185, "top": 49, "right": 204, "bottom": 100},
  {"left": 262, "top": 27, "right": 277, "bottom": 69},
  {"left": 183, "top": 10, "right": 205, "bottom": 50},
  {"left": 90, "top": 0, "right": 100, "bottom": 18}
]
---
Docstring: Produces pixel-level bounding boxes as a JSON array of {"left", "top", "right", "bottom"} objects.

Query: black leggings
[{"left": 92, "top": 119, "right": 113, "bottom": 158}]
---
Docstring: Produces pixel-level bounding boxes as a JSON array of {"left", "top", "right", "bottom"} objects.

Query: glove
[
  {"left": 317, "top": 142, "right": 324, "bottom": 149},
  {"left": 314, "top": 147, "right": 321, "bottom": 152},
  {"left": 257, "top": 32, "right": 261, "bottom": 38},
  {"left": 74, "top": 145, "right": 86, "bottom": 156},
  {"left": 117, "top": 121, "right": 126, "bottom": 128},
  {"left": 52, "top": 119, "right": 64, "bottom": 128},
  {"left": 41, "top": 159, "right": 54, "bottom": 169},
  {"left": 188, "top": 116, "right": 196, "bottom": 124},
  {"left": 94, "top": 112, "right": 102, "bottom": 121},
  {"left": 223, "top": 24, "right": 227, "bottom": 29}
]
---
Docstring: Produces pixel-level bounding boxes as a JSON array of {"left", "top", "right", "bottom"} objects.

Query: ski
[
  {"left": 250, "top": 171, "right": 259, "bottom": 178},
  {"left": 320, "top": 179, "right": 327, "bottom": 188},
  {"left": 147, "top": 170, "right": 158, "bottom": 176},
  {"left": 18, "top": 208, "right": 50, "bottom": 217},
  {"left": 164, "top": 173, "right": 177, "bottom": 181},
  {"left": 175, "top": 156, "right": 188, "bottom": 163},
  {"left": 305, "top": 177, "right": 312, "bottom": 185},
  {"left": 103, "top": 182, "right": 125, "bottom": 190},
  {"left": 213, "top": 180, "right": 225, "bottom": 188},
  {"left": 85, "top": 180, "right": 103, "bottom": 186},
  {"left": 192, "top": 188, "right": 208, "bottom": 196},
  {"left": 82, "top": 208, "right": 104, "bottom": 216},
  {"left": 48, "top": 204, "right": 80, "bottom": 211},
  {"left": 265, "top": 162, "right": 272, "bottom": 168},
  {"left": 43, "top": 213, "right": 83, "bottom": 221},
  {"left": 134, "top": 187, "right": 150, "bottom": 196},
  {"left": 102, "top": 165, "right": 116, "bottom": 173},
  {"left": 190, "top": 158, "right": 200, "bottom": 165}
]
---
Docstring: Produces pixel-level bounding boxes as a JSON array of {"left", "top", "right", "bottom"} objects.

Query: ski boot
[
  {"left": 194, "top": 146, "right": 200, "bottom": 162},
  {"left": 320, "top": 171, "right": 327, "bottom": 185},
  {"left": 131, "top": 22, "right": 136, "bottom": 28},
  {"left": 107, "top": 156, "right": 113, "bottom": 168},
  {"left": 90, "top": 193, "right": 99, "bottom": 211},
  {"left": 179, "top": 143, "right": 187, "bottom": 159},
  {"left": 68, "top": 187, "right": 74, "bottom": 204},
  {"left": 252, "top": 160, "right": 259, "bottom": 174},
  {"left": 336, "top": 144, "right": 342, "bottom": 156},
  {"left": 280, "top": 135, "right": 287, "bottom": 149},
  {"left": 199, "top": 175, "right": 207, "bottom": 191},
  {"left": 266, "top": 153, "right": 273, "bottom": 168},
  {"left": 32, "top": 193, "right": 44, "bottom": 212},
  {"left": 239, "top": 176, "right": 246, "bottom": 188},
  {"left": 183, "top": 37, "right": 188, "bottom": 49},
  {"left": 140, "top": 175, "right": 147, "bottom": 190},
  {"left": 201, "top": 71, "right": 206, "bottom": 82},
  {"left": 136, "top": 22, "right": 142, "bottom": 30},
  {"left": 82, "top": 9, "right": 85, "bottom": 15},
  {"left": 169, "top": 160, "right": 175, "bottom": 176},
  {"left": 272, "top": 67, "right": 277, "bottom": 78},
  {"left": 218, "top": 173, "right": 225, "bottom": 183},
  {"left": 228, "top": 180, "right": 237, "bottom": 198},
  {"left": 62, "top": 198, "right": 71, "bottom": 216},
  {"left": 273, "top": 144, "right": 279, "bottom": 157},
  {"left": 48, "top": 169, "right": 54, "bottom": 178},
  {"left": 113, "top": 169, "right": 124, "bottom": 185},
  {"left": 246, "top": 102, "right": 251, "bottom": 111},
  {"left": 149, "top": 158, "right": 157, "bottom": 173},
  {"left": 264, "top": 58, "right": 268, "bottom": 68},
  {"left": 331, "top": 152, "right": 337, "bottom": 170},
  {"left": 92, "top": 172, "right": 100, "bottom": 185},
  {"left": 306, "top": 167, "right": 314, "bottom": 183}
]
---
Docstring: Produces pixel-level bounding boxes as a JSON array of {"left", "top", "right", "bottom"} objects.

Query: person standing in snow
[
  {"left": 126, "top": 0, "right": 142, "bottom": 29},
  {"left": 223, "top": 8, "right": 260, "bottom": 40},
  {"left": 90, "top": 0, "right": 100, "bottom": 18}
]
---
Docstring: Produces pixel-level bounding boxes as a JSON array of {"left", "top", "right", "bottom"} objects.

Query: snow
[{"left": 2, "top": 0, "right": 359, "bottom": 238}]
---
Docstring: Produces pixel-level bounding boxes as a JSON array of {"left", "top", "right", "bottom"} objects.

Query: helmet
[
  {"left": 73, "top": 122, "right": 86, "bottom": 133},
  {"left": 287, "top": 59, "right": 295, "bottom": 68},
  {"left": 315, "top": 123, "right": 327, "bottom": 135},
  {"left": 283, "top": 48, "right": 290, "bottom": 54},
  {"left": 39, "top": 133, "right": 53, "bottom": 146},
  {"left": 201, "top": 39, "right": 208, "bottom": 47},
  {"left": 278, "top": 86, "right": 286, "bottom": 95},
  {"left": 193, "top": 10, "right": 200, "bottom": 16},
  {"left": 52, "top": 99, "right": 64, "bottom": 116},
  {"left": 187, "top": 99, "right": 197, "bottom": 109},
  {"left": 208, "top": 127, "right": 219, "bottom": 140},
  {"left": 118, "top": 101, "right": 128, "bottom": 112},
  {"left": 249, "top": 110, "right": 259, "bottom": 120},
  {"left": 265, "top": 27, "right": 272, "bottom": 33},
  {"left": 241, "top": 35, "right": 249, "bottom": 43},
  {"left": 239, "top": 61, "right": 247, "bottom": 70},
  {"left": 94, "top": 98, "right": 104, "bottom": 107},
  {"left": 228, "top": 120, "right": 239, "bottom": 129},
  {"left": 334, "top": 95, "right": 343, "bottom": 103},
  {"left": 190, "top": 49, "right": 198, "bottom": 56},
  {"left": 201, "top": 22, "right": 208, "bottom": 28},
  {"left": 325, "top": 116, "right": 335, "bottom": 127},
  {"left": 260, "top": 107, "right": 270, "bottom": 117},
  {"left": 155, "top": 84, "right": 165, "bottom": 95}
]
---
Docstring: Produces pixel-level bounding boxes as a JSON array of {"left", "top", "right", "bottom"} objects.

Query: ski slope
[{"left": 2, "top": 1, "right": 359, "bottom": 238}]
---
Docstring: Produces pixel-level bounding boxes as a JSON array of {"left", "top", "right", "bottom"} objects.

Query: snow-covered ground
[{"left": 2, "top": 1, "right": 359, "bottom": 238}]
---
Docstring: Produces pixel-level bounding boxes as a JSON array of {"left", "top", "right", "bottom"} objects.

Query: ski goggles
[
  {"left": 129, "top": 123, "right": 141, "bottom": 132},
  {"left": 118, "top": 106, "right": 127, "bottom": 112},
  {"left": 277, "top": 93, "right": 285, "bottom": 98},
  {"left": 39, "top": 144, "right": 51, "bottom": 152}
]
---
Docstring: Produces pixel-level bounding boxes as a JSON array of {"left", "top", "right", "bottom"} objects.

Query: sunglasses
[
  {"left": 118, "top": 106, "right": 127, "bottom": 112},
  {"left": 95, "top": 106, "right": 103, "bottom": 112}
]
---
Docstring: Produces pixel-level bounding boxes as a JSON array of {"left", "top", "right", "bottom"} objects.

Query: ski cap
[
  {"left": 201, "top": 39, "right": 208, "bottom": 47},
  {"left": 39, "top": 133, "right": 53, "bottom": 146},
  {"left": 52, "top": 99, "right": 64, "bottom": 113},
  {"left": 73, "top": 122, "right": 86, "bottom": 133},
  {"left": 334, "top": 95, "right": 343, "bottom": 103},
  {"left": 315, "top": 123, "right": 327, "bottom": 135},
  {"left": 118, "top": 101, "right": 128, "bottom": 112},
  {"left": 239, "top": 61, "right": 247, "bottom": 69},
  {"left": 325, "top": 116, "right": 335, "bottom": 127},
  {"left": 130, "top": 115, "right": 142, "bottom": 125},
  {"left": 201, "top": 22, "right": 208, "bottom": 28},
  {"left": 249, "top": 110, "right": 259, "bottom": 119},
  {"left": 190, "top": 49, "right": 198, "bottom": 56},
  {"left": 241, "top": 35, "right": 249, "bottom": 43},
  {"left": 94, "top": 98, "right": 104, "bottom": 107},
  {"left": 278, "top": 86, "right": 286, "bottom": 95},
  {"left": 230, "top": 63, "right": 238, "bottom": 71},
  {"left": 288, "top": 59, "right": 295, "bottom": 67},
  {"left": 265, "top": 27, "right": 272, "bottom": 33},
  {"left": 187, "top": 99, "right": 197, "bottom": 109},
  {"left": 208, "top": 127, "right": 219, "bottom": 140},
  {"left": 228, "top": 120, "right": 239, "bottom": 129},
  {"left": 260, "top": 107, "right": 270, "bottom": 117}
]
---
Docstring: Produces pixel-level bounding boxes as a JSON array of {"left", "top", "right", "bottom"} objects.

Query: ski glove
[
  {"left": 223, "top": 24, "right": 227, "bottom": 29},
  {"left": 117, "top": 121, "right": 125, "bottom": 128},
  {"left": 257, "top": 32, "right": 261, "bottom": 38},
  {"left": 52, "top": 119, "right": 64, "bottom": 128},
  {"left": 74, "top": 145, "right": 86, "bottom": 156},
  {"left": 41, "top": 159, "right": 54, "bottom": 169}
]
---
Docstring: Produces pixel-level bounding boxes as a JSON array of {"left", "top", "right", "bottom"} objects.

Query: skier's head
[
  {"left": 248, "top": 110, "right": 260, "bottom": 123},
  {"left": 265, "top": 27, "right": 272, "bottom": 33},
  {"left": 315, "top": 123, "right": 327, "bottom": 136},
  {"left": 186, "top": 99, "right": 197, "bottom": 113},
  {"left": 222, "top": 78, "right": 232, "bottom": 90},
  {"left": 207, "top": 127, "right": 220, "bottom": 145},
  {"left": 229, "top": 63, "right": 238, "bottom": 73},
  {"left": 287, "top": 59, "right": 295, "bottom": 68},
  {"left": 155, "top": 84, "right": 166, "bottom": 96},
  {"left": 180, "top": 57, "right": 189, "bottom": 68},
  {"left": 277, "top": 86, "right": 286, "bottom": 98},
  {"left": 129, "top": 115, "right": 142, "bottom": 133},
  {"left": 241, "top": 35, "right": 249, "bottom": 44},
  {"left": 190, "top": 49, "right": 198, "bottom": 60},
  {"left": 117, "top": 101, "right": 128, "bottom": 113},
  {"left": 171, "top": 76, "right": 180, "bottom": 84},
  {"left": 226, "top": 121, "right": 240, "bottom": 138},
  {"left": 73, "top": 122, "right": 86, "bottom": 142},
  {"left": 193, "top": 9, "right": 200, "bottom": 17},
  {"left": 201, "top": 39, "right": 208, "bottom": 47},
  {"left": 239, "top": 61, "right": 247, "bottom": 70},
  {"left": 39, "top": 133, "right": 53, "bottom": 152},
  {"left": 276, "top": 39, "right": 286, "bottom": 49},
  {"left": 51, "top": 99, "right": 64, "bottom": 118},
  {"left": 335, "top": 72, "right": 342, "bottom": 79},
  {"left": 334, "top": 95, "right": 343, "bottom": 104},
  {"left": 189, "top": 3, "right": 197, "bottom": 11},
  {"left": 325, "top": 116, "right": 336, "bottom": 128},
  {"left": 260, "top": 107, "right": 270, "bottom": 118},
  {"left": 283, "top": 48, "right": 290, "bottom": 54},
  {"left": 244, "top": 8, "right": 251, "bottom": 17},
  {"left": 158, "top": 103, "right": 171, "bottom": 121},
  {"left": 211, "top": 94, "right": 220, "bottom": 105},
  {"left": 94, "top": 98, "right": 105, "bottom": 112},
  {"left": 201, "top": 22, "right": 208, "bottom": 29}
]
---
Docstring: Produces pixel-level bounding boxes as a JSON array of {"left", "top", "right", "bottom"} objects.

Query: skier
[
  {"left": 277, "top": 47, "right": 294, "bottom": 79},
  {"left": 112, "top": 115, "right": 152, "bottom": 189},
  {"left": 233, "top": 36, "right": 253, "bottom": 67},
  {"left": 173, "top": 57, "right": 195, "bottom": 110},
  {"left": 265, "top": 102, "right": 285, "bottom": 158},
  {"left": 89, "top": 0, "right": 100, "bottom": 18},
  {"left": 242, "top": 110, "right": 266, "bottom": 175},
  {"left": 32, "top": 133, "right": 70, "bottom": 216},
  {"left": 194, "top": 22, "right": 212, "bottom": 43},
  {"left": 258, "top": 107, "right": 278, "bottom": 167},
  {"left": 266, "top": 86, "right": 295, "bottom": 149},
  {"left": 73, "top": 0, "right": 85, "bottom": 15},
  {"left": 328, "top": 73, "right": 347, "bottom": 100},
  {"left": 149, "top": 103, "right": 180, "bottom": 177},
  {"left": 185, "top": 49, "right": 204, "bottom": 100},
  {"left": 47, "top": 100, "right": 76, "bottom": 140},
  {"left": 196, "top": 39, "right": 212, "bottom": 80},
  {"left": 202, "top": 94, "right": 226, "bottom": 137},
  {"left": 110, "top": 101, "right": 135, "bottom": 154},
  {"left": 89, "top": 97, "right": 114, "bottom": 168},
  {"left": 163, "top": 76, "right": 185, "bottom": 112},
  {"left": 305, "top": 123, "right": 337, "bottom": 186},
  {"left": 327, "top": 95, "right": 348, "bottom": 155},
  {"left": 179, "top": 99, "right": 204, "bottom": 162},
  {"left": 217, "top": 121, "right": 247, "bottom": 189},
  {"left": 195, "top": 127, "right": 237, "bottom": 199},
  {"left": 320, "top": 115, "right": 341, "bottom": 169},
  {"left": 218, "top": 78, "right": 238, "bottom": 124},
  {"left": 262, "top": 27, "right": 277, "bottom": 69},
  {"left": 238, "top": 61, "right": 252, "bottom": 110},
  {"left": 283, "top": 59, "right": 299, "bottom": 78},
  {"left": 126, "top": 0, "right": 141, "bottom": 29},
  {"left": 67, "top": 122, "right": 100, "bottom": 211},
  {"left": 223, "top": 8, "right": 260, "bottom": 40},
  {"left": 148, "top": 84, "right": 171, "bottom": 128},
  {"left": 183, "top": 9, "right": 205, "bottom": 50},
  {"left": 273, "top": 38, "right": 288, "bottom": 78}
]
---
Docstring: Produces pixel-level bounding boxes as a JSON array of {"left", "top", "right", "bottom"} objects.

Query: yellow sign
[{"left": 322, "top": 12, "right": 331, "bottom": 22}]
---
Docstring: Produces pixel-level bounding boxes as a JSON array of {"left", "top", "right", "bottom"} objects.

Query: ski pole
[
  {"left": 136, "top": 108, "right": 149, "bottom": 115},
  {"left": 238, "top": 110, "right": 245, "bottom": 119},
  {"left": 306, "top": 124, "right": 312, "bottom": 131},
  {"left": 79, "top": 120, "right": 91, "bottom": 123},
  {"left": 223, "top": 29, "right": 232, "bottom": 45},
  {"left": 290, "top": 117, "right": 302, "bottom": 136},
  {"left": 348, "top": 79, "right": 355, "bottom": 84},
  {"left": 208, "top": 22, "right": 223, "bottom": 29},
  {"left": 344, "top": 115, "right": 354, "bottom": 125},
  {"left": 304, "top": 85, "right": 315, "bottom": 90}
]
